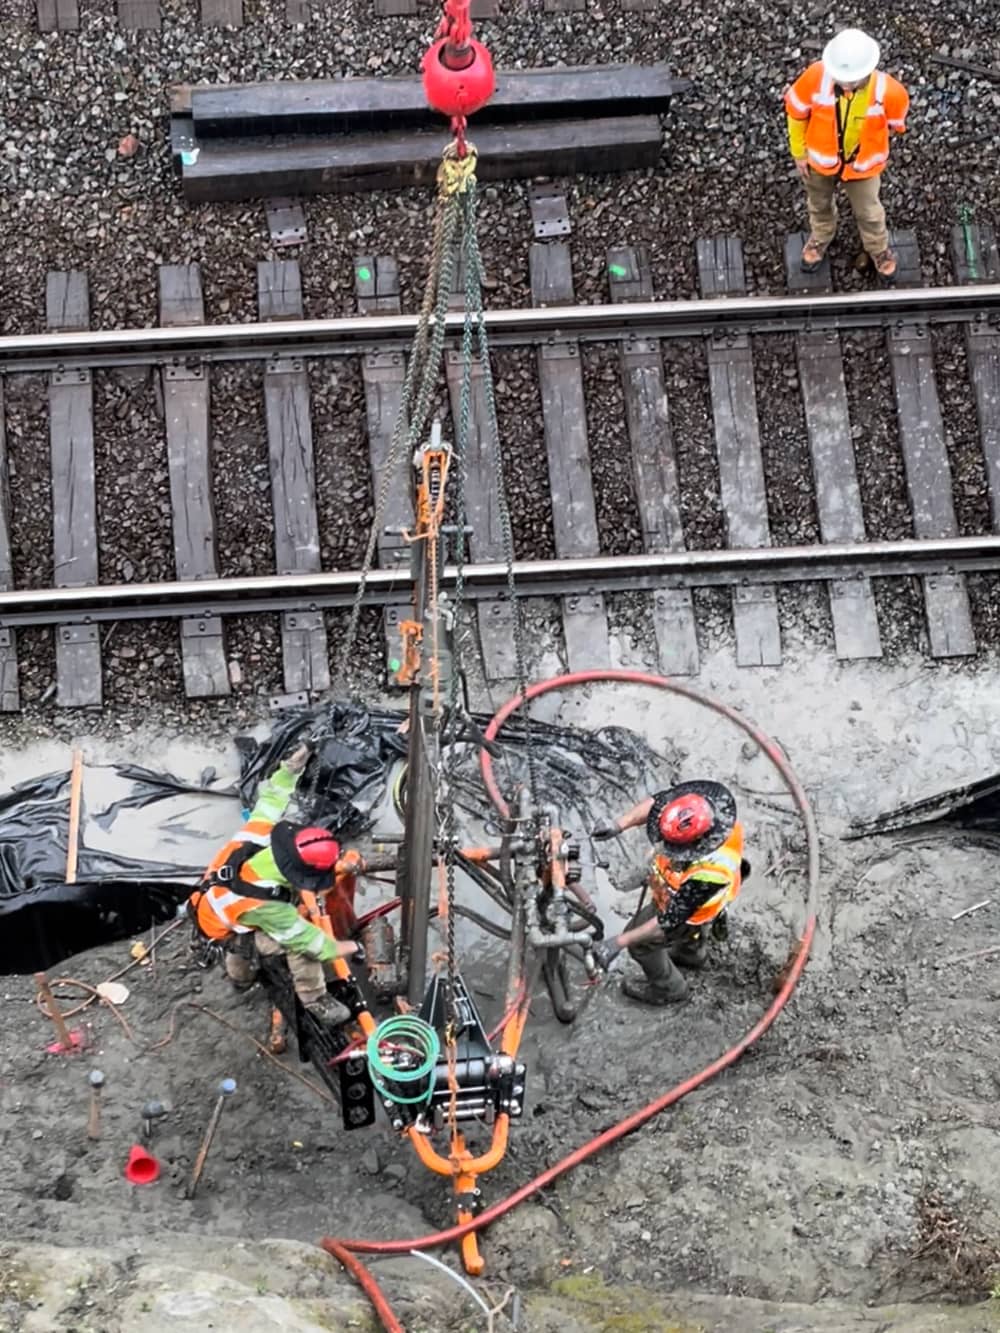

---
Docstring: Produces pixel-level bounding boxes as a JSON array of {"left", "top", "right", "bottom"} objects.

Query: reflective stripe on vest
[
  {"left": 205, "top": 886, "right": 252, "bottom": 933},
  {"left": 786, "top": 84, "right": 810, "bottom": 115},
  {"left": 788, "top": 64, "right": 903, "bottom": 181},
  {"left": 649, "top": 826, "right": 744, "bottom": 926}
]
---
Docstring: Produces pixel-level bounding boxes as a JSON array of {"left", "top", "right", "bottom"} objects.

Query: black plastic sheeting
[
  {"left": 2, "top": 699, "right": 674, "bottom": 975},
  {"left": 846, "top": 772, "right": 1000, "bottom": 840},
  {"left": 0, "top": 879, "right": 192, "bottom": 975}
]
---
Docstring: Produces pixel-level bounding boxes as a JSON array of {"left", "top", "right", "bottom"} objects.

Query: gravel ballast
[{"left": 2, "top": 0, "right": 1000, "bottom": 717}]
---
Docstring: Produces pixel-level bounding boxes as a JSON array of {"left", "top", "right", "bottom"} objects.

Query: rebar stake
[{"left": 35, "top": 972, "right": 77, "bottom": 1053}]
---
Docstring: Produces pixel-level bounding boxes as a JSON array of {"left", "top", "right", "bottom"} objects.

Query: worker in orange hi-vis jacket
[
  {"left": 785, "top": 28, "right": 909, "bottom": 280},
  {"left": 589, "top": 782, "right": 749, "bottom": 1005},
  {"left": 187, "top": 743, "right": 363, "bottom": 1028}
]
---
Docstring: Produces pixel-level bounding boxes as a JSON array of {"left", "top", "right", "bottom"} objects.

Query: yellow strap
[{"left": 438, "top": 147, "right": 478, "bottom": 196}]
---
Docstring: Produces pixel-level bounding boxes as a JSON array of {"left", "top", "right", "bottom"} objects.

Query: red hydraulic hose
[
  {"left": 321, "top": 670, "right": 821, "bottom": 1330},
  {"left": 323, "top": 1238, "right": 404, "bottom": 1333}
]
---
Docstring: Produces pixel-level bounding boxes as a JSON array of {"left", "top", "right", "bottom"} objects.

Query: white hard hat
[{"left": 822, "top": 28, "right": 880, "bottom": 84}]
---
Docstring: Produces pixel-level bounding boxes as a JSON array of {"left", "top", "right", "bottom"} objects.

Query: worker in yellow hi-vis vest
[
  {"left": 785, "top": 28, "right": 909, "bottom": 280},
  {"left": 187, "top": 743, "right": 363, "bottom": 1027}
]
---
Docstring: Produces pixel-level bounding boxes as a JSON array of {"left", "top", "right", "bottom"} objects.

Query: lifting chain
[{"left": 329, "top": 156, "right": 474, "bottom": 703}]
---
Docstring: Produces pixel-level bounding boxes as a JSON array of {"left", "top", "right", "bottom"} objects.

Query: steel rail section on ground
[
  {"left": 4, "top": 535, "right": 1000, "bottom": 627},
  {"left": 2, "top": 285, "right": 1000, "bottom": 372}
]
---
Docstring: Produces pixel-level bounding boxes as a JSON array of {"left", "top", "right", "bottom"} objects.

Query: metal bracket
[
  {"left": 530, "top": 191, "right": 571, "bottom": 239},
  {"left": 181, "top": 615, "right": 223, "bottom": 637},
  {"left": 266, "top": 198, "right": 307, "bottom": 248},
  {"left": 563, "top": 592, "right": 604, "bottom": 616},
  {"left": 733, "top": 584, "right": 776, "bottom": 605},
  {"left": 164, "top": 364, "right": 204, "bottom": 381},
  {"left": 281, "top": 609, "right": 323, "bottom": 632},
  {"left": 50, "top": 368, "right": 91, "bottom": 386},
  {"left": 829, "top": 578, "right": 872, "bottom": 599},
  {"left": 365, "top": 350, "right": 405, "bottom": 371},
  {"left": 541, "top": 341, "right": 578, "bottom": 361},
  {"left": 269, "top": 690, "right": 310, "bottom": 712},
  {"left": 59, "top": 623, "right": 98, "bottom": 644},
  {"left": 265, "top": 356, "right": 304, "bottom": 375}
]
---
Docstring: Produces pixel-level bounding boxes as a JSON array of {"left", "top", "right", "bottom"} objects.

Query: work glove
[
  {"left": 283, "top": 741, "right": 312, "bottom": 774},
  {"left": 590, "top": 938, "right": 623, "bottom": 974},
  {"left": 591, "top": 823, "right": 621, "bottom": 842},
  {"left": 348, "top": 942, "right": 367, "bottom": 968}
]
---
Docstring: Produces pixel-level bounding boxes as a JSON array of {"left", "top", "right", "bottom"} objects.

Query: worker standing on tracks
[
  {"left": 589, "top": 782, "right": 747, "bottom": 1004},
  {"left": 786, "top": 28, "right": 909, "bottom": 280},
  {"left": 187, "top": 742, "right": 363, "bottom": 1027}
]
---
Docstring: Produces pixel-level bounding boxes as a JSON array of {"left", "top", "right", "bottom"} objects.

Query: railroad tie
[
  {"left": 530, "top": 230, "right": 611, "bottom": 673},
  {"left": 887, "top": 231, "right": 974, "bottom": 659},
  {"left": 951, "top": 223, "right": 1000, "bottom": 533},
  {"left": 48, "top": 271, "right": 102, "bottom": 708},
  {"left": 607, "top": 243, "right": 699, "bottom": 675},
  {"left": 783, "top": 233, "right": 882, "bottom": 661},
  {"left": 158, "top": 264, "right": 230, "bottom": 698},
  {"left": 355, "top": 256, "right": 414, "bottom": 685},
  {"left": 444, "top": 255, "right": 520, "bottom": 684},
  {"left": 258, "top": 261, "right": 329, "bottom": 698},
  {"left": 696, "top": 236, "right": 782, "bottom": 668}
]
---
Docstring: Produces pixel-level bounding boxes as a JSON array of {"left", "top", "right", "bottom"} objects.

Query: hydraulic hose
[{"left": 321, "top": 669, "right": 820, "bottom": 1331}]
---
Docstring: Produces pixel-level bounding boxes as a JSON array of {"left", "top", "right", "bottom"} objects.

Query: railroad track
[{"left": 1, "top": 214, "right": 999, "bottom": 712}]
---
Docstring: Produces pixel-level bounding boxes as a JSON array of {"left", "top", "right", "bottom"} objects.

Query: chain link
[
  {"left": 330, "top": 184, "right": 462, "bottom": 704},
  {"left": 462, "top": 181, "right": 541, "bottom": 823}
]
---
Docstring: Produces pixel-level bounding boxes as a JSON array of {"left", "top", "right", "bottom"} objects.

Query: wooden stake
[
  {"left": 66, "top": 749, "right": 83, "bottom": 884},
  {"left": 35, "top": 971, "right": 74, "bottom": 1051}
]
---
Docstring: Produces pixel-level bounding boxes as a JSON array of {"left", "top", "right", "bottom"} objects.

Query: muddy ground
[{"left": 3, "top": 642, "right": 1000, "bottom": 1331}]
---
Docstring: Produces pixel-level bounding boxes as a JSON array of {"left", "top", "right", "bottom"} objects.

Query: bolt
[
  {"left": 87, "top": 1069, "right": 105, "bottom": 1140},
  {"left": 141, "top": 1098, "right": 166, "bottom": 1141}
]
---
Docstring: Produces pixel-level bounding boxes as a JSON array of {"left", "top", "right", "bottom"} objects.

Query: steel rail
[
  {"left": 2, "top": 285, "right": 999, "bottom": 372},
  {"left": 3, "top": 536, "right": 1000, "bottom": 628}
]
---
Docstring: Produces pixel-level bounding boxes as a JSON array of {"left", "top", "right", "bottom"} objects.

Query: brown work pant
[
  {"left": 804, "top": 170, "right": 888, "bottom": 257},
  {"left": 225, "top": 932, "right": 326, "bottom": 1005}
]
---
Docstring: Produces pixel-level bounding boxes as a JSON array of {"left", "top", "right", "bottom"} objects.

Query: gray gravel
[{"left": 1, "top": 0, "right": 999, "bottom": 723}]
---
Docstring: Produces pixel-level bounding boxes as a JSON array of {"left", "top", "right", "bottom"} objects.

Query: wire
[
  {"left": 35, "top": 976, "right": 137, "bottom": 1043},
  {"left": 400, "top": 1249, "right": 491, "bottom": 1318}
]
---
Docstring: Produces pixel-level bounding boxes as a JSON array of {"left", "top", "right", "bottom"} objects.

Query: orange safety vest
[
  {"left": 192, "top": 818, "right": 284, "bottom": 941},
  {"left": 649, "top": 824, "right": 744, "bottom": 927},
  {"left": 785, "top": 64, "right": 908, "bottom": 180}
]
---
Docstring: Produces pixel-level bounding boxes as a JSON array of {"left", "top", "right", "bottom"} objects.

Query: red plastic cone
[{"left": 124, "top": 1143, "right": 160, "bottom": 1185}]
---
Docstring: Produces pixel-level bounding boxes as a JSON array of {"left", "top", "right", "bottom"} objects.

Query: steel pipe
[
  {"left": 2, "top": 535, "right": 1000, "bottom": 627},
  {"left": 2, "top": 285, "right": 999, "bottom": 372}
]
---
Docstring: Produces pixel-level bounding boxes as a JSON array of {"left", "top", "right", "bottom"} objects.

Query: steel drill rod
[
  {"left": 5, "top": 534, "right": 1000, "bottom": 627},
  {"left": 2, "top": 284, "right": 1000, "bottom": 369}
]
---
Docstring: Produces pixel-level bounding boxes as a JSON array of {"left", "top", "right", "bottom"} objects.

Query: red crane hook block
[{"left": 422, "top": 35, "right": 495, "bottom": 120}]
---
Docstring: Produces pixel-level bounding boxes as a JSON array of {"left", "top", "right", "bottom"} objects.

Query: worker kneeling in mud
[
  {"left": 187, "top": 742, "right": 362, "bottom": 1027},
  {"left": 590, "top": 781, "right": 748, "bottom": 1004}
]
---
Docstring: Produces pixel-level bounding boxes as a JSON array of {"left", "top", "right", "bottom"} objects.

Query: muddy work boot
[
  {"left": 621, "top": 974, "right": 690, "bottom": 1006},
  {"left": 800, "top": 235, "right": 830, "bottom": 272},
  {"left": 623, "top": 944, "right": 690, "bottom": 1005},
  {"left": 669, "top": 928, "right": 709, "bottom": 971},
  {"left": 873, "top": 248, "right": 897, "bottom": 281},
  {"left": 303, "top": 992, "right": 351, "bottom": 1028}
]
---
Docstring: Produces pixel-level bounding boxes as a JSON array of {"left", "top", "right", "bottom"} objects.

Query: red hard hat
[
  {"left": 292, "top": 827, "right": 341, "bottom": 871},
  {"left": 658, "top": 795, "right": 714, "bottom": 845}
]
